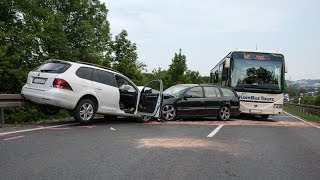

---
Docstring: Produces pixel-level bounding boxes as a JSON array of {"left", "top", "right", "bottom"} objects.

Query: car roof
[
  {"left": 47, "top": 59, "right": 128, "bottom": 76},
  {"left": 46, "top": 59, "right": 121, "bottom": 74},
  {"left": 45, "top": 59, "right": 137, "bottom": 86},
  {"left": 173, "top": 84, "right": 198, "bottom": 87}
]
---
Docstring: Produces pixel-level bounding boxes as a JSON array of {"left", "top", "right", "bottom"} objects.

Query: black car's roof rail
[
  {"left": 199, "top": 83, "right": 218, "bottom": 86},
  {"left": 76, "top": 61, "right": 121, "bottom": 74}
]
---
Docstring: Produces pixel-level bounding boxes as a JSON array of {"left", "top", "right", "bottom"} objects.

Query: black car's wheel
[
  {"left": 136, "top": 115, "right": 152, "bottom": 123},
  {"left": 38, "top": 105, "right": 60, "bottom": 116},
  {"left": 162, "top": 105, "right": 176, "bottom": 121},
  {"left": 142, "top": 115, "right": 152, "bottom": 122},
  {"left": 218, "top": 106, "right": 231, "bottom": 121},
  {"left": 73, "top": 99, "right": 96, "bottom": 124},
  {"left": 261, "top": 115, "right": 269, "bottom": 120}
]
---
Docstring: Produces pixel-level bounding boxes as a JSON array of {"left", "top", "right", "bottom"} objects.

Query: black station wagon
[{"left": 161, "top": 84, "right": 240, "bottom": 121}]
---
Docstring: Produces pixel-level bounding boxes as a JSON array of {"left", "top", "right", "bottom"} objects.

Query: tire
[
  {"left": 261, "top": 115, "right": 269, "bottom": 120},
  {"left": 142, "top": 115, "right": 152, "bottom": 122},
  {"left": 38, "top": 105, "right": 60, "bottom": 116},
  {"left": 162, "top": 105, "right": 176, "bottom": 121},
  {"left": 73, "top": 99, "right": 96, "bottom": 124},
  {"left": 218, "top": 106, "right": 231, "bottom": 121}
]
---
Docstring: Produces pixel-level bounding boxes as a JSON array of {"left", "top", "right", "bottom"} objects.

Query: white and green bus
[{"left": 210, "top": 50, "right": 288, "bottom": 119}]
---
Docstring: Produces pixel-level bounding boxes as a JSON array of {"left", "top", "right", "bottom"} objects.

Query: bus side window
[{"left": 221, "top": 62, "right": 229, "bottom": 86}]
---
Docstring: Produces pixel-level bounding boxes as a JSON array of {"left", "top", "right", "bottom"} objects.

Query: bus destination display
[{"left": 243, "top": 54, "right": 266, "bottom": 60}]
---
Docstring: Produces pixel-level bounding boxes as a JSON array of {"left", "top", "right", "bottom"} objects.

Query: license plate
[
  {"left": 32, "top": 77, "right": 47, "bottom": 84},
  {"left": 250, "top": 109, "right": 262, "bottom": 113}
]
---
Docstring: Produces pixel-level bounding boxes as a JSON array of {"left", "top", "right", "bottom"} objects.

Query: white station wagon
[{"left": 21, "top": 60, "right": 163, "bottom": 123}]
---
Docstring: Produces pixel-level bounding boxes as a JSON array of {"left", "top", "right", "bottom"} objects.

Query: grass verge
[{"left": 284, "top": 106, "right": 320, "bottom": 124}]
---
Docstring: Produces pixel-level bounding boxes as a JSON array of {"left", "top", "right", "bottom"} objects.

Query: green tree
[
  {"left": 185, "top": 70, "right": 202, "bottom": 84},
  {"left": 201, "top": 76, "right": 210, "bottom": 83},
  {"left": 35, "top": 0, "right": 112, "bottom": 65},
  {"left": 167, "top": 49, "right": 187, "bottom": 85},
  {"left": 111, "top": 30, "right": 144, "bottom": 84}
]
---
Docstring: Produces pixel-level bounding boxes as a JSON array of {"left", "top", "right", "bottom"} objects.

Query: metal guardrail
[
  {"left": 284, "top": 102, "right": 320, "bottom": 117},
  {"left": 0, "top": 94, "right": 26, "bottom": 125}
]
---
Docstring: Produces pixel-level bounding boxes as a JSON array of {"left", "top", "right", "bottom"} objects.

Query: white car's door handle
[{"left": 96, "top": 87, "right": 102, "bottom": 90}]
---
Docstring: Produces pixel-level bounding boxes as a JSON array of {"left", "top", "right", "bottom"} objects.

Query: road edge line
[
  {"left": 0, "top": 123, "right": 79, "bottom": 136},
  {"left": 3, "top": 135, "right": 25, "bottom": 141},
  {"left": 207, "top": 125, "right": 224, "bottom": 137},
  {"left": 284, "top": 111, "right": 320, "bottom": 129}
]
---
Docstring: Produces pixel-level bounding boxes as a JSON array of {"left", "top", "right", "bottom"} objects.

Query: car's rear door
[
  {"left": 203, "top": 86, "right": 223, "bottom": 116},
  {"left": 91, "top": 69, "right": 120, "bottom": 113},
  {"left": 137, "top": 80, "right": 163, "bottom": 118},
  {"left": 220, "top": 87, "right": 240, "bottom": 114}
]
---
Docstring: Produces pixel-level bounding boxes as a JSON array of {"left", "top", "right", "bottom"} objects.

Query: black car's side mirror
[{"left": 183, "top": 94, "right": 192, "bottom": 100}]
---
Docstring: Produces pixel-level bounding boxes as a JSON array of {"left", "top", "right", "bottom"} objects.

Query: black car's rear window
[
  {"left": 220, "top": 88, "right": 236, "bottom": 97},
  {"left": 35, "top": 62, "right": 71, "bottom": 73}
]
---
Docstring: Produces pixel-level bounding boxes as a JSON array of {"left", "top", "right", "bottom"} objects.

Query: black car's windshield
[
  {"left": 231, "top": 59, "right": 283, "bottom": 91},
  {"left": 164, "top": 84, "right": 196, "bottom": 98}
]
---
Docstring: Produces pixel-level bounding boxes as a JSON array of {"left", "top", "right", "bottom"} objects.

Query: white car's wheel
[
  {"left": 73, "top": 99, "right": 96, "bottom": 124},
  {"left": 162, "top": 105, "right": 176, "bottom": 121}
]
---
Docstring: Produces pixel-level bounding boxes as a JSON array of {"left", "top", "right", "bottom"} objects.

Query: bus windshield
[{"left": 231, "top": 59, "right": 283, "bottom": 91}]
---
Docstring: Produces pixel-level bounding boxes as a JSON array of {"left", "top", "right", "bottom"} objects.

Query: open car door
[{"left": 137, "top": 80, "right": 163, "bottom": 118}]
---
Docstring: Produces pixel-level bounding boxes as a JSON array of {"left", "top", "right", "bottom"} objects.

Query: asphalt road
[{"left": 0, "top": 112, "right": 320, "bottom": 180}]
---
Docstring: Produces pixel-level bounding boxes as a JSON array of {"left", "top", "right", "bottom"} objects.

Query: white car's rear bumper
[{"left": 21, "top": 85, "right": 77, "bottom": 110}]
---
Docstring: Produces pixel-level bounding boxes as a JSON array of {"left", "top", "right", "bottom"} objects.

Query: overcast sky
[{"left": 102, "top": 0, "right": 320, "bottom": 81}]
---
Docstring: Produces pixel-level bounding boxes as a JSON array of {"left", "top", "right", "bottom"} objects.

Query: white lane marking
[
  {"left": 3, "top": 135, "right": 25, "bottom": 141},
  {"left": 284, "top": 111, "right": 320, "bottom": 129},
  {"left": 207, "top": 125, "right": 224, "bottom": 137},
  {"left": 0, "top": 123, "right": 79, "bottom": 136}
]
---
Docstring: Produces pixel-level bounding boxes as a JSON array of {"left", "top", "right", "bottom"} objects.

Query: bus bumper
[{"left": 239, "top": 101, "right": 283, "bottom": 115}]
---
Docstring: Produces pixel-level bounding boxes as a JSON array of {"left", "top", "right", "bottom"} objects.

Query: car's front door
[
  {"left": 137, "top": 80, "right": 163, "bottom": 118},
  {"left": 177, "top": 86, "right": 205, "bottom": 117}
]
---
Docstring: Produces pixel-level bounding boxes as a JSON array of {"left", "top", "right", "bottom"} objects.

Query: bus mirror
[
  {"left": 225, "top": 58, "right": 230, "bottom": 68},
  {"left": 285, "top": 63, "right": 288, "bottom": 73}
]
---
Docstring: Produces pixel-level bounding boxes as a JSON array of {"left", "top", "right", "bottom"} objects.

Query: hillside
[{"left": 286, "top": 79, "right": 320, "bottom": 88}]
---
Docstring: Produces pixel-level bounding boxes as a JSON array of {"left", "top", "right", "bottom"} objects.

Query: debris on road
[{"left": 109, "top": 127, "right": 116, "bottom": 131}]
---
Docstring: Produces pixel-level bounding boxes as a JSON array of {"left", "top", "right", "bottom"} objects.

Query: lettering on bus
[{"left": 238, "top": 95, "right": 275, "bottom": 102}]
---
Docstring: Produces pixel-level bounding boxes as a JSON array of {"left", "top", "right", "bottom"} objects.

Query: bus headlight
[{"left": 274, "top": 104, "right": 282, "bottom": 108}]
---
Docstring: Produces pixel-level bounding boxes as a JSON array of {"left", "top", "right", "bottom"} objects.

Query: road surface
[{"left": 0, "top": 112, "right": 320, "bottom": 179}]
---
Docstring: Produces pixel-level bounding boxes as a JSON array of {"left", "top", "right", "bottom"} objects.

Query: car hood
[{"left": 162, "top": 95, "right": 180, "bottom": 106}]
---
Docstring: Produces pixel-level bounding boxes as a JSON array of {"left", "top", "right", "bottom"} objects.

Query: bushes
[
  {"left": 301, "top": 96, "right": 315, "bottom": 105},
  {"left": 4, "top": 106, "right": 70, "bottom": 124},
  {"left": 314, "top": 95, "right": 320, "bottom": 106}
]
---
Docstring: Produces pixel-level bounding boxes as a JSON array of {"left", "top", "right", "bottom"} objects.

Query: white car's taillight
[{"left": 53, "top": 78, "right": 73, "bottom": 91}]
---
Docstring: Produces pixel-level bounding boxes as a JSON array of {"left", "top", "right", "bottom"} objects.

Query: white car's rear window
[{"left": 35, "top": 62, "right": 71, "bottom": 73}]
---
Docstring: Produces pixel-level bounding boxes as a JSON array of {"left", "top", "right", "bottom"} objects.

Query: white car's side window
[{"left": 92, "top": 69, "right": 117, "bottom": 87}]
